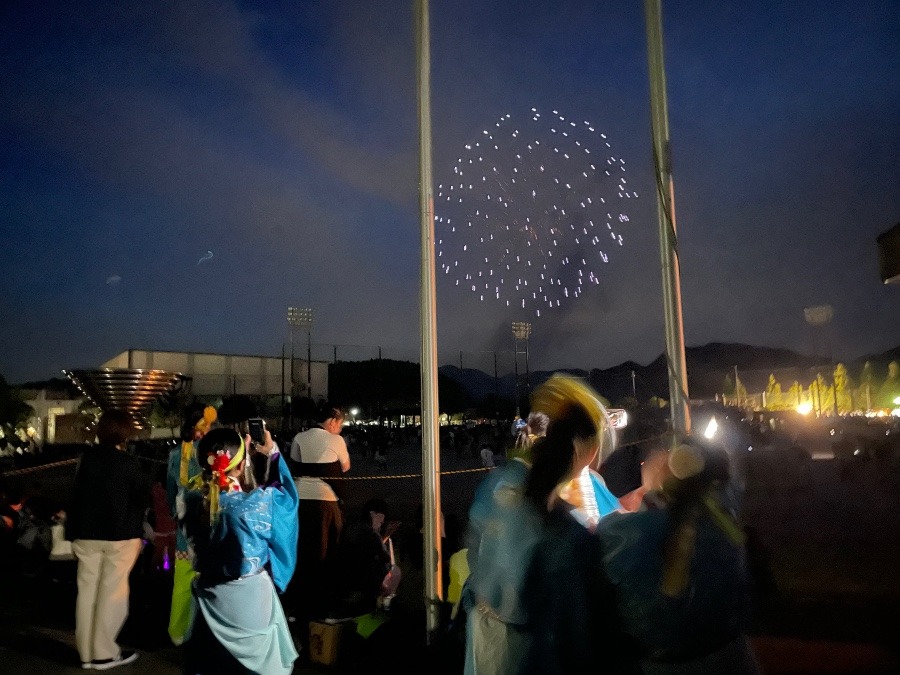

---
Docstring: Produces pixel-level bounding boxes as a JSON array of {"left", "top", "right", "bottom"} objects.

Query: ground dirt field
[{"left": 2, "top": 422, "right": 899, "bottom": 673}]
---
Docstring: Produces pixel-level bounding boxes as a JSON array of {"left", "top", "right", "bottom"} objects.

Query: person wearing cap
[
  {"left": 596, "top": 438, "right": 760, "bottom": 674},
  {"left": 462, "top": 374, "right": 627, "bottom": 675}
]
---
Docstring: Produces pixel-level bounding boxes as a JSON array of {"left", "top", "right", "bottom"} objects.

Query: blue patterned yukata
[{"left": 184, "top": 450, "right": 299, "bottom": 675}]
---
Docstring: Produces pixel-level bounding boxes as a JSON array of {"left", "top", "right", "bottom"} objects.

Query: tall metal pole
[
  {"left": 644, "top": 0, "right": 691, "bottom": 437},
  {"left": 306, "top": 329, "right": 312, "bottom": 399},
  {"left": 524, "top": 338, "right": 530, "bottom": 397},
  {"left": 415, "top": 0, "right": 443, "bottom": 641},
  {"left": 288, "top": 307, "right": 312, "bottom": 429},
  {"left": 513, "top": 343, "right": 520, "bottom": 416},
  {"left": 494, "top": 351, "right": 499, "bottom": 400},
  {"left": 512, "top": 322, "right": 532, "bottom": 416},
  {"left": 289, "top": 327, "right": 294, "bottom": 431},
  {"left": 378, "top": 346, "right": 383, "bottom": 423}
]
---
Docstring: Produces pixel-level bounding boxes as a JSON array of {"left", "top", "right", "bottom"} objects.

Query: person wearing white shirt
[{"left": 285, "top": 405, "right": 350, "bottom": 636}]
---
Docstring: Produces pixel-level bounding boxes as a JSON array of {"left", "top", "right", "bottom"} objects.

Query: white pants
[{"left": 72, "top": 538, "right": 142, "bottom": 663}]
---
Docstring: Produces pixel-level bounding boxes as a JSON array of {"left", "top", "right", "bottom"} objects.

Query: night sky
[{"left": 1, "top": 0, "right": 898, "bottom": 384}]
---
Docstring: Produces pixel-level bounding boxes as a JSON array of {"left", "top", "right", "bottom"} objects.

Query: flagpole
[
  {"left": 644, "top": 0, "right": 691, "bottom": 437},
  {"left": 415, "top": 0, "right": 444, "bottom": 641}
]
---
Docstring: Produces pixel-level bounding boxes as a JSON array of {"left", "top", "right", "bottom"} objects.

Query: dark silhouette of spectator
[
  {"left": 66, "top": 410, "right": 150, "bottom": 670},
  {"left": 0, "top": 480, "right": 24, "bottom": 574},
  {"left": 463, "top": 374, "right": 621, "bottom": 674},
  {"left": 597, "top": 439, "right": 760, "bottom": 673},
  {"left": 330, "top": 498, "right": 395, "bottom": 619}
]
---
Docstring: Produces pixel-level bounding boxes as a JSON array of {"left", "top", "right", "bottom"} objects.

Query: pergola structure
[{"left": 65, "top": 368, "right": 187, "bottom": 429}]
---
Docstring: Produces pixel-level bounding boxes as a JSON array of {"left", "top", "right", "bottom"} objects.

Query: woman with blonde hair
[{"left": 463, "top": 374, "right": 627, "bottom": 674}]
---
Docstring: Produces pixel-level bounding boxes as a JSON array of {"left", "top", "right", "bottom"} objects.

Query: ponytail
[{"left": 524, "top": 403, "right": 595, "bottom": 511}]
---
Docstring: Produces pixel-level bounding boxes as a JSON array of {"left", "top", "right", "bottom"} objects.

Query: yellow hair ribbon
[
  {"left": 661, "top": 516, "right": 697, "bottom": 597},
  {"left": 209, "top": 482, "right": 220, "bottom": 524},
  {"left": 703, "top": 493, "right": 746, "bottom": 546},
  {"left": 179, "top": 441, "right": 194, "bottom": 487},
  {"left": 660, "top": 490, "right": 746, "bottom": 598},
  {"left": 226, "top": 436, "right": 245, "bottom": 473}
]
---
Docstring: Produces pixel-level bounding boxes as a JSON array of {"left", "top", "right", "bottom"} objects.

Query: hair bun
[
  {"left": 195, "top": 406, "right": 218, "bottom": 435},
  {"left": 668, "top": 444, "right": 705, "bottom": 480}
]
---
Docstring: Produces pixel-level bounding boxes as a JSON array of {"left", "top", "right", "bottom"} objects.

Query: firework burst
[{"left": 436, "top": 108, "right": 636, "bottom": 316}]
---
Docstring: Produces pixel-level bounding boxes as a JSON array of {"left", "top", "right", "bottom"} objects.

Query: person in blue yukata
[{"left": 181, "top": 426, "right": 299, "bottom": 675}]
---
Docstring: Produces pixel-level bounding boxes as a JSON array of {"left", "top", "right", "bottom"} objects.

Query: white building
[
  {"left": 100, "top": 349, "right": 328, "bottom": 401},
  {"left": 17, "top": 350, "right": 331, "bottom": 444},
  {"left": 20, "top": 387, "right": 83, "bottom": 445}
]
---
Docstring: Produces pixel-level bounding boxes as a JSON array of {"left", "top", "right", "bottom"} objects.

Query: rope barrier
[
  {"left": 328, "top": 466, "right": 493, "bottom": 480},
  {"left": 0, "top": 457, "right": 79, "bottom": 477},
  {"left": 1, "top": 432, "right": 671, "bottom": 481}
]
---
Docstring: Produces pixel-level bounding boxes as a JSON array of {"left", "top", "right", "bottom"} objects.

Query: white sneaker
[{"left": 90, "top": 650, "right": 139, "bottom": 671}]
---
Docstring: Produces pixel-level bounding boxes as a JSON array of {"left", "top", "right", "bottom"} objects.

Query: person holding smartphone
[{"left": 181, "top": 426, "right": 299, "bottom": 674}]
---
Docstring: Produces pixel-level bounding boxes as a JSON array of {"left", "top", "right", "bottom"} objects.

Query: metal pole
[
  {"left": 378, "top": 346, "right": 383, "bottom": 423},
  {"left": 524, "top": 338, "right": 530, "bottom": 397},
  {"left": 494, "top": 351, "right": 499, "bottom": 400},
  {"left": 415, "top": 0, "right": 443, "bottom": 641},
  {"left": 289, "top": 327, "right": 294, "bottom": 431},
  {"left": 281, "top": 342, "right": 286, "bottom": 431},
  {"left": 513, "top": 342, "right": 520, "bottom": 416},
  {"left": 307, "top": 329, "right": 312, "bottom": 399},
  {"left": 644, "top": 0, "right": 690, "bottom": 437}
]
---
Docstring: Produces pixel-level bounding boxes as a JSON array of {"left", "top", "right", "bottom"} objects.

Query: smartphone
[{"left": 248, "top": 418, "right": 266, "bottom": 445}]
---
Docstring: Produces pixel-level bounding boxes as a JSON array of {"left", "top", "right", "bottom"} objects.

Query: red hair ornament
[{"left": 210, "top": 451, "right": 232, "bottom": 489}]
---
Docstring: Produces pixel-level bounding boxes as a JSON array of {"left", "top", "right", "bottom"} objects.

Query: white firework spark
[{"left": 435, "top": 108, "right": 635, "bottom": 316}]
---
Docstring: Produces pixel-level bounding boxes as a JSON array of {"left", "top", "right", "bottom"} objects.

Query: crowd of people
[
  {"left": 53, "top": 401, "right": 412, "bottom": 673},
  {"left": 457, "top": 374, "right": 760, "bottom": 674},
  {"left": 0, "top": 375, "right": 763, "bottom": 674}
]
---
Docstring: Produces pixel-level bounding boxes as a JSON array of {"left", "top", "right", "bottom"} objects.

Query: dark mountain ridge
[
  {"left": 12, "top": 343, "right": 899, "bottom": 411},
  {"left": 440, "top": 342, "right": 900, "bottom": 406}
]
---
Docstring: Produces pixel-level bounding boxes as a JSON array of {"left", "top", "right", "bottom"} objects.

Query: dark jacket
[
  {"left": 522, "top": 503, "right": 635, "bottom": 675},
  {"left": 66, "top": 444, "right": 151, "bottom": 542}
]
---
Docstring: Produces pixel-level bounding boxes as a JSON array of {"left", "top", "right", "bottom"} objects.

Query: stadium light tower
[
  {"left": 287, "top": 307, "right": 313, "bottom": 427},
  {"left": 512, "top": 321, "right": 532, "bottom": 413},
  {"left": 289, "top": 307, "right": 314, "bottom": 393}
]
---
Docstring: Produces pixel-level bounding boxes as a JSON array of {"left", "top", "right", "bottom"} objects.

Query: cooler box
[{"left": 308, "top": 620, "right": 344, "bottom": 666}]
